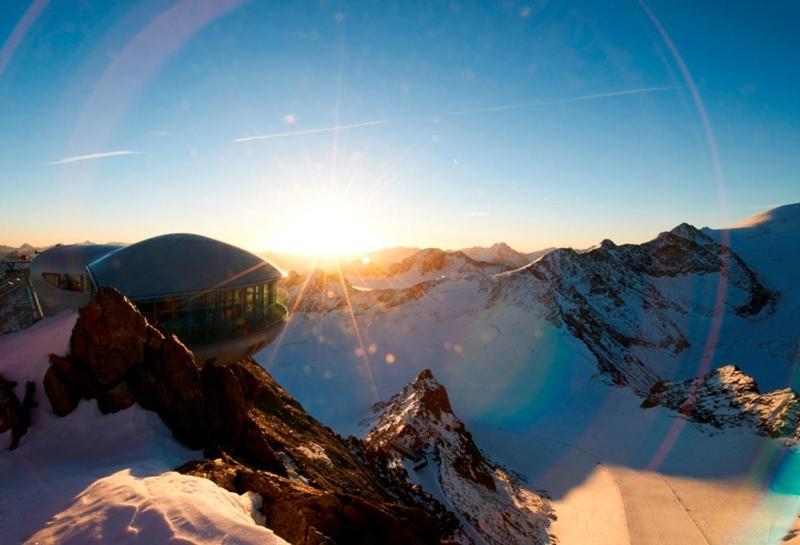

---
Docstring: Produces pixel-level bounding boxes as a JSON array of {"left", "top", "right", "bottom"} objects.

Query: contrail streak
[
  {"left": 234, "top": 120, "right": 390, "bottom": 142},
  {"left": 233, "top": 86, "right": 676, "bottom": 142},
  {"left": 46, "top": 150, "right": 142, "bottom": 165},
  {"left": 433, "top": 86, "right": 677, "bottom": 119}
]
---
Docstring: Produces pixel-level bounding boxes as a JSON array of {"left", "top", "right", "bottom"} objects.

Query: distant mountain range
[
  {"left": 260, "top": 243, "right": 559, "bottom": 275},
  {"left": 272, "top": 202, "right": 800, "bottom": 435}
]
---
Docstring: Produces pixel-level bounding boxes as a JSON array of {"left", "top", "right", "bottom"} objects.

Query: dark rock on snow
[{"left": 0, "top": 374, "right": 35, "bottom": 450}]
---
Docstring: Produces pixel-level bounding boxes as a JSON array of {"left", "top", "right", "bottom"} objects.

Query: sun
[{"left": 271, "top": 190, "right": 382, "bottom": 257}]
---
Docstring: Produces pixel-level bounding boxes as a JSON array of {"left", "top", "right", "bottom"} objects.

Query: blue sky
[{"left": 1, "top": 0, "right": 798, "bottom": 253}]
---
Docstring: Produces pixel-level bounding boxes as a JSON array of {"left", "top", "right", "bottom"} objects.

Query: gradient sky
[{"left": 1, "top": 0, "right": 798, "bottom": 253}]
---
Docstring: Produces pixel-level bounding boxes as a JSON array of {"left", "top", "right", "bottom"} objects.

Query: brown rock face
[
  {"left": 132, "top": 333, "right": 208, "bottom": 447},
  {"left": 96, "top": 380, "right": 136, "bottom": 414},
  {"left": 43, "top": 355, "right": 80, "bottom": 417},
  {"left": 414, "top": 369, "right": 454, "bottom": 419},
  {"left": 201, "top": 362, "right": 246, "bottom": 447},
  {"left": 70, "top": 287, "right": 148, "bottom": 385}
]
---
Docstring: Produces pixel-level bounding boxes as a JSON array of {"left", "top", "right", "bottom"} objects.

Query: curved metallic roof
[
  {"left": 88, "top": 233, "right": 282, "bottom": 300},
  {"left": 31, "top": 244, "right": 123, "bottom": 276}
]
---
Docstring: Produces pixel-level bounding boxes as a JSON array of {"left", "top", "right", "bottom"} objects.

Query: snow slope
[
  {"left": 0, "top": 313, "right": 287, "bottom": 544},
  {"left": 701, "top": 202, "right": 800, "bottom": 390}
]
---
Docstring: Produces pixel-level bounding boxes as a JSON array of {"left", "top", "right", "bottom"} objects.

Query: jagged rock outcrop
[
  {"left": 642, "top": 364, "right": 800, "bottom": 442},
  {"left": 43, "top": 288, "right": 208, "bottom": 445},
  {"left": 0, "top": 375, "right": 35, "bottom": 449},
  {"left": 43, "top": 287, "right": 446, "bottom": 545},
  {"left": 366, "top": 369, "right": 554, "bottom": 545}
]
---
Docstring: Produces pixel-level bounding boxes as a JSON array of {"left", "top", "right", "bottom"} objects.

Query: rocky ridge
[
  {"left": 642, "top": 364, "right": 800, "bottom": 441},
  {"left": 39, "top": 287, "right": 447, "bottom": 545},
  {"left": 487, "top": 223, "right": 774, "bottom": 392}
]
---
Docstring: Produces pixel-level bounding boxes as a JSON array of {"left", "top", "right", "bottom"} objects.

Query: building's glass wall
[
  {"left": 134, "top": 280, "right": 286, "bottom": 347},
  {"left": 42, "top": 272, "right": 93, "bottom": 293}
]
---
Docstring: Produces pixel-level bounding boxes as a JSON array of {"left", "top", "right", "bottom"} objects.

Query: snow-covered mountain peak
[
  {"left": 365, "top": 370, "right": 553, "bottom": 545},
  {"left": 408, "top": 368, "right": 454, "bottom": 417},
  {"left": 667, "top": 222, "right": 709, "bottom": 242},
  {"left": 391, "top": 248, "right": 504, "bottom": 276},
  {"left": 460, "top": 242, "right": 531, "bottom": 268},
  {"left": 368, "top": 368, "right": 464, "bottom": 452}
]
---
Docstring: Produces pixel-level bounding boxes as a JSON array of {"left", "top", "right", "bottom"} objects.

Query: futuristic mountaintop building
[{"left": 31, "top": 234, "right": 287, "bottom": 366}]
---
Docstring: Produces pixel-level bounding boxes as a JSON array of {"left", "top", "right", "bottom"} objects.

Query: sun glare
[{"left": 272, "top": 191, "right": 382, "bottom": 257}]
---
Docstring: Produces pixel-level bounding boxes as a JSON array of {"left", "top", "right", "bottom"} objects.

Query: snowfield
[
  {"left": 0, "top": 312, "right": 287, "bottom": 545},
  {"left": 259, "top": 204, "right": 800, "bottom": 545}
]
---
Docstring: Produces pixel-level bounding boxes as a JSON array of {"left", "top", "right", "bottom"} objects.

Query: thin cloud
[
  {"left": 46, "top": 150, "right": 143, "bottom": 165},
  {"left": 234, "top": 120, "right": 390, "bottom": 142},
  {"left": 466, "top": 211, "right": 490, "bottom": 217},
  {"left": 434, "top": 86, "right": 677, "bottom": 119}
]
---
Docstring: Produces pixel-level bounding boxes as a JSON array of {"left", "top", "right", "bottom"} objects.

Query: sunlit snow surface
[
  {"left": 0, "top": 312, "right": 287, "bottom": 545},
  {"left": 257, "top": 205, "right": 800, "bottom": 545}
]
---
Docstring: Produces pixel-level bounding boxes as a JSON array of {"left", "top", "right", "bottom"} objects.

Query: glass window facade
[
  {"left": 134, "top": 280, "right": 286, "bottom": 347},
  {"left": 42, "top": 272, "right": 93, "bottom": 293}
]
